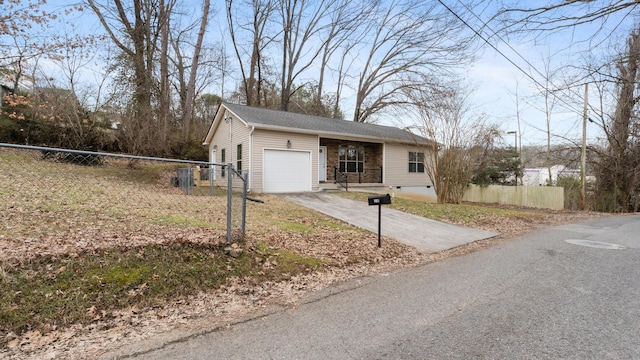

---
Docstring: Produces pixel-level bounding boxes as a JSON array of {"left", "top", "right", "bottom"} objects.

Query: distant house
[
  {"left": 0, "top": 69, "right": 35, "bottom": 107},
  {"left": 36, "top": 86, "right": 76, "bottom": 102},
  {"left": 522, "top": 165, "right": 581, "bottom": 186},
  {"left": 36, "top": 87, "right": 81, "bottom": 114},
  {"left": 203, "top": 103, "right": 435, "bottom": 194},
  {"left": 0, "top": 84, "right": 11, "bottom": 107}
]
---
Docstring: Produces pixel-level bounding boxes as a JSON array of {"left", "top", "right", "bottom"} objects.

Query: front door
[{"left": 319, "top": 146, "right": 327, "bottom": 182}]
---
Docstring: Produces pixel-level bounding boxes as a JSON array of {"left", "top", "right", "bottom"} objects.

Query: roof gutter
[{"left": 246, "top": 123, "right": 431, "bottom": 146}]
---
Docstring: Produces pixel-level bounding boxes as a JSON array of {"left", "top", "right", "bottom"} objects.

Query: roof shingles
[{"left": 223, "top": 103, "right": 429, "bottom": 145}]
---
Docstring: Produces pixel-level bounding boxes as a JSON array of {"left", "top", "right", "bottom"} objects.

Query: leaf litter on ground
[{"left": 0, "top": 148, "right": 606, "bottom": 359}]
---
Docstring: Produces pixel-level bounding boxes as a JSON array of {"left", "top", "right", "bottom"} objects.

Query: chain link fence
[{"left": 0, "top": 143, "right": 248, "bottom": 260}]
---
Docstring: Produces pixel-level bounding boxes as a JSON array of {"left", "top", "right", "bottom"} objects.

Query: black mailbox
[
  {"left": 368, "top": 194, "right": 391, "bottom": 248},
  {"left": 368, "top": 194, "right": 391, "bottom": 206}
]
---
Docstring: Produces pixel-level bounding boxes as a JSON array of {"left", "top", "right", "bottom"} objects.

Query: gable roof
[{"left": 204, "top": 102, "right": 431, "bottom": 145}]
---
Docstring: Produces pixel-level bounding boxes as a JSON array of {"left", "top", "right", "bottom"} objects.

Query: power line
[
  {"left": 455, "top": 1, "right": 559, "bottom": 88},
  {"left": 437, "top": 0, "right": 586, "bottom": 117}
]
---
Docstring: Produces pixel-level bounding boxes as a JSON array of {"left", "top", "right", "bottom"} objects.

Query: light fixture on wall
[
  {"left": 287, "top": 139, "right": 292, "bottom": 148},
  {"left": 213, "top": 145, "right": 217, "bottom": 149}
]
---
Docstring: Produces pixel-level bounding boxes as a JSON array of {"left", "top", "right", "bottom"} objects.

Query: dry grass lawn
[{"left": 0, "top": 147, "right": 605, "bottom": 359}]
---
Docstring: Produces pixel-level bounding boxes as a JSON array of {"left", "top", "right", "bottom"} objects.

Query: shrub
[
  {"left": 557, "top": 175, "right": 581, "bottom": 210},
  {"left": 41, "top": 150, "right": 105, "bottom": 166}
]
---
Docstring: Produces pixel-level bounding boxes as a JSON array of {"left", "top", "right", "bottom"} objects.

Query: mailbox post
[{"left": 368, "top": 194, "right": 391, "bottom": 247}]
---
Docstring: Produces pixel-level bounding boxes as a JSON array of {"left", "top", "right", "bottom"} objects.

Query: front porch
[
  {"left": 320, "top": 138, "right": 383, "bottom": 186},
  {"left": 318, "top": 182, "right": 387, "bottom": 192}
]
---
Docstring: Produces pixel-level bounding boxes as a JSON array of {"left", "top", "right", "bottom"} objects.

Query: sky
[
  {"left": 466, "top": 44, "right": 590, "bottom": 148},
  {"left": 458, "top": 2, "right": 638, "bottom": 148},
  {"left": 29, "top": 1, "right": 639, "bottom": 149}
]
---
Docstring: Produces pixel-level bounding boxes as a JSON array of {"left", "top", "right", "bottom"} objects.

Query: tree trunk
[
  {"left": 226, "top": 0, "right": 273, "bottom": 106},
  {"left": 159, "top": 0, "right": 171, "bottom": 142},
  {"left": 611, "top": 30, "right": 640, "bottom": 211},
  {"left": 182, "top": 0, "right": 211, "bottom": 140}
]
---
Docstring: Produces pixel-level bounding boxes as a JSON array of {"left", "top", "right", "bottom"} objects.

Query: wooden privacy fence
[{"left": 462, "top": 184, "right": 565, "bottom": 210}]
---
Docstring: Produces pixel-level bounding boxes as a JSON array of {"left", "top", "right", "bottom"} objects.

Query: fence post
[
  {"left": 241, "top": 171, "right": 248, "bottom": 237},
  {"left": 226, "top": 163, "right": 233, "bottom": 244},
  {"left": 187, "top": 167, "right": 193, "bottom": 195},
  {"left": 209, "top": 165, "right": 215, "bottom": 195}
]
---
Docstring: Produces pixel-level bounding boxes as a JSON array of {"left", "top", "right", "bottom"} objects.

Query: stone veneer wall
[{"left": 320, "top": 138, "right": 383, "bottom": 183}]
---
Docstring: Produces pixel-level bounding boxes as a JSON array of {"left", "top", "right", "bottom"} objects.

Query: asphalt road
[{"left": 118, "top": 215, "right": 640, "bottom": 359}]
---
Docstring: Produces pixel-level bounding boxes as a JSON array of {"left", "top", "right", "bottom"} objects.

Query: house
[
  {"left": 0, "top": 84, "right": 11, "bottom": 107},
  {"left": 203, "top": 103, "right": 435, "bottom": 194},
  {"left": 0, "top": 69, "right": 35, "bottom": 106},
  {"left": 522, "top": 165, "right": 582, "bottom": 186}
]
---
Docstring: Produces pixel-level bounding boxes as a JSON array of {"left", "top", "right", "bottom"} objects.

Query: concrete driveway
[{"left": 278, "top": 192, "right": 500, "bottom": 254}]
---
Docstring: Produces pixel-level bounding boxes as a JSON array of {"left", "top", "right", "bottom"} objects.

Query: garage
[{"left": 263, "top": 149, "right": 312, "bottom": 193}]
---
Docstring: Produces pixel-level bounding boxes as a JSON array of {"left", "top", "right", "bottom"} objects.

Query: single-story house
[{"left": 203, "top": 102, "right": 435, "bottom": 194}]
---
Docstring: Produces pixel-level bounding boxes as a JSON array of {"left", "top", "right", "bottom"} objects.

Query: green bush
[
  {"left": 591, "top": 188, "right": 618, "bottom": 212},
  {"left": 0, "top": 113, "right": 116, "bottom": 151},
  {"left": 169, "top": 138, "right": 208, "bottom": 161},
  {"left": 557, "top": 175, "right": 581, "bottom": 210},
  {"left": 0, "top": 116, "right": 59, "bottom": 145},
  {"left": 41, "top": 150, "right": 105, "bottom": 166}
]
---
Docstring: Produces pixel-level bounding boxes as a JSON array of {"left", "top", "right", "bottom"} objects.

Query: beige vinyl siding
[
  {"left": 384, "top": 143, "right": 433, "bottom": 187},
  {"left": 251, "top": 129, "right": 318, "bottom": 193},
  {"left": 208, "top": 109, "right": 251, "bottom": 188}
]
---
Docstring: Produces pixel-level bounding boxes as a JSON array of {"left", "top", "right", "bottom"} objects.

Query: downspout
[
  {"left": 382, "top": 143, "right": 386, "bottom": 185},
  {"left": 249, "top": 126, "right": 255, "bottom": 192}
]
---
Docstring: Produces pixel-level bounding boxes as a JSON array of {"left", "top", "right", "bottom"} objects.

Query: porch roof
[{"left": 222, "top": 103, "right": 432, "bottom": 145}]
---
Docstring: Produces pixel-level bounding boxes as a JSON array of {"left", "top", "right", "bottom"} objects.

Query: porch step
[
  {"left": 318, "top": 183, "right": 343, "bottom": 191},
  {"left": 318, "top": 183, "right": 386, "bottom": 192}
]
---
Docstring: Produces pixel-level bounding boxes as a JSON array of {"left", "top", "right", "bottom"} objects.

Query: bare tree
[
  {"left": 352, "top": 0, "right": 473, "bottom": 123},
  {"left": 0, "top": 0, "right": 71, "bottom": 80},
  {"left": 593, "top": 28, "right": 640, "bottom": 212},
  {"left": 86, "top": 0, "right": 163, "bottom": 154},
  {"left": 534, "top": 57, "right": 561, "bottom": 185},
  {"left": 158, "top": 0, "right": 175, "bottom": 142},
  {"left": 276, "top": 0, "right": 335, "bottom": 111},
  {"left": 44, "top": 32, "right": 103, "bottom": 149},
  {"left": 194, "top": 93, "right": 221, "bottom": 133},
  {"left": 313, "top": 0, "right": 369, "bottom": 117},
  {"left": 180, "top": 0, "right": 211, "bottom": 140},
  {"left": 408, "top": 81, "right": 498, "bottom": 204},
  {"left": 226, "top": 0, "right": 275, "bottom": 106},
  {"left": 488, "top": 1, "right": 640, "bottom": 212},
  {"left": 1, "top": 1, "right": 84, "bottom": 121},
  {"left": 507, "top": 78, "right": 525, "bottom": 176},
  {"left": 87, "top": 0, "right": 216, "bottom": 154},
  {"left": 331, "top": 41, "right": 357, "bottom": 119},
  {"left": 492, "top": 1, "right": 640, "bottom": 34},
  {"left": 216, "top": 41, "right": 232, "bottom": 100}
]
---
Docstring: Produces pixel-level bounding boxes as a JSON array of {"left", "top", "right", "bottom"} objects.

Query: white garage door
[{"left": 263, "top": 149, "right": 311, "bottom": 193}]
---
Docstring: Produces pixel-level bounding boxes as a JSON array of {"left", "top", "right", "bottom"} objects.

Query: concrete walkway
[{"left": 278, "top": 192, "right": 500, "bottom": 254}]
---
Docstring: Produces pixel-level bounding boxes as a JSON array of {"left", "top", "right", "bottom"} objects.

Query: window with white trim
[
  {"left": 339, "top": 145, "right": 364, "bottom": 173},
  {"left": 236, "top": 144, "right": 242, "bottom": 171},
  {"left": 409, "top": 151, "right": 425, "bottom": 173},
  {"left": 221, "top": 148, "right": 226, "bottom": 177}
]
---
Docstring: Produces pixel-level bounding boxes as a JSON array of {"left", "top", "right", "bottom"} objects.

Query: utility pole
[
  {"left": 507, "top": 131, "right": 518, "bottom": 187},
  {"left": 580, "top": 83, "right": 588, "bottom": 211}
]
